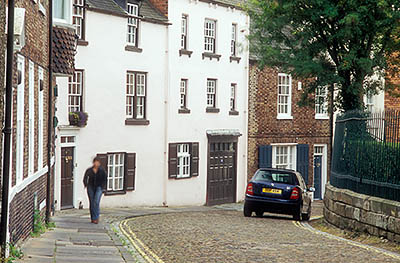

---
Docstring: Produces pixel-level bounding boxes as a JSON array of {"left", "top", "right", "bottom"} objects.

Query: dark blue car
[{"left": 244, "top": 168, "right": 314, "bottom": 221}]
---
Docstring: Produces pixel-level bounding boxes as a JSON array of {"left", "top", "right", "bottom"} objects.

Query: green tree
[{"left": 246, "top": 0, "right": 400, "bottom": 111}]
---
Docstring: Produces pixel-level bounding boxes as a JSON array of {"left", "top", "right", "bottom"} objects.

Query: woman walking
[{"left": 83, "top": 157, "right": 107, "bottom": 224}]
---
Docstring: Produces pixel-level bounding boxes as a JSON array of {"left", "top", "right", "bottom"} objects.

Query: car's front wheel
[
  {"left": 244, "top": 204, "right": 252, "bottom": 217},
  {"left": 301, "top": 203, "right": 312, "bottom": 221}
]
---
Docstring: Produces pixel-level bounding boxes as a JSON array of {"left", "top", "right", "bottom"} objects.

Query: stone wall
[{"left": 324, "top": 183, "right": 400, "bottom": 243}]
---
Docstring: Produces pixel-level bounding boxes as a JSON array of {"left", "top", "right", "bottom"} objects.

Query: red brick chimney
[{"left": 147, "top": 0, "right": 168, "bottom": 17}]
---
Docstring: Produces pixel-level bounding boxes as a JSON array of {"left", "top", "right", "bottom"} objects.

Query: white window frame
[
  {"left": 181, "top": 15, "right": 188, "bottom": 50},
  {"left": 230, "top": 83, "right": 236, "bottom": 111},
  {"left": 38, "top": 67, "right": 44, "bottom": 170},
  {"left": 72, "top": 0, "right": 84, "bottom": 39},
  {"left": 107, "top": 153, "right": 125, "bottom": 191},
  {"left": 16, "top": 55, "right": 25, "bottom": 184},
  {"left": 177, "top": 144, "right": 191, "bottom": 178},
  {"left": 204, "top": 19, "right": 216, "bottom": 53},
  {"left": 126, "top": 72, "right": 147, "bottom": 119},
  {"left": 127, "top": 3, "right": 139, "bottom": 46},
  {"left": 272, "top": 144, "right": 297, "bottom": 170},
  {"left": 315, "top": 86, "right": 329, "bottom": 119},
  {"left": 231, "top": 23, "right": 237, "bottom": 56},
  {"left": 206, "top": 79, "right": 217, "bottom": 108},
  {"left": 28, "top": 60, "right": 35, "bottom": 176},
  {"left": 53, "top": 0, "right": 72, "bottom": 24},
  {"left": 277, "top": 73, "right": 292, "bottom": 119},
  {"left": 68, "top": 70, "right": 83, "bottom": 113},
  {"left": 180, "top": 79, "right": 187, "bottom": 109}
]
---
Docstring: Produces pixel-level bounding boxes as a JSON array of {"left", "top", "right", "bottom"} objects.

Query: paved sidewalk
[{"left": 17, "top": 210, "right": 132, "bottom": 263}]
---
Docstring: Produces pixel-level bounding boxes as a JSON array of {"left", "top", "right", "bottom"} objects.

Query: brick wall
[
  {"left": 6, "top": 0, "right": 54, "bottom": 244},
  {"left": 148, "top": 0, "right": 168, "bottom": 16},
  {"left": 248, "top": 62, "right": 331, "bottom": 186},
  {"left": 385, "top": 64, "right": 400, "bottom": 111}
]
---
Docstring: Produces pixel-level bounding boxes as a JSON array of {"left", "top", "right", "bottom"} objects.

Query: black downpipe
[
  {"left": 46, "top": 0, "right": 53, "bottom": 223},
  {"left": 0, "top": 0, "right": 16, "bottom": 257},
  {"left": 329, "top": 84, "right": 334, "bottom": 159}
]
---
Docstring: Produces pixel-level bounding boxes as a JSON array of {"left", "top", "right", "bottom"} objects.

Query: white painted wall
[
  {"left": 54, "top": 1, "right": 249, "bottom": 209},
  {"left": 55, "top": 10, "right": 168, "bottom": 208},
  {"left": 165, "top": 0, "right": 249, "bottom": 205}
]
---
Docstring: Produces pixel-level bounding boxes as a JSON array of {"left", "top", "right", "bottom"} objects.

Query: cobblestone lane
[{"left": 124, "top": 210, "right": 399, "bottom": 263}]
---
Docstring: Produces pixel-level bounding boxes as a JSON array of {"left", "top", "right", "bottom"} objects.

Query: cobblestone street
[{"left": 121, "top": 206, "right": 400, "bottom": 263}]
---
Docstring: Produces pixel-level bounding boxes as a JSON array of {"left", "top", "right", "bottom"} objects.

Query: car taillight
[
  {"left": 290, "top": 187, "right": 300, "bottom": 200},
  {"left": 246, "top": 183, "right": 254, "bottom": 195}
]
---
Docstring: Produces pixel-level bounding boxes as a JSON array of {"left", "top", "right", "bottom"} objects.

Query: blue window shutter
[
  {"left": 296, "top": 144, "right": 309, "bottom": 184},
  {"left": 259, "top": 145, "right": 272, "bottom": 168}
]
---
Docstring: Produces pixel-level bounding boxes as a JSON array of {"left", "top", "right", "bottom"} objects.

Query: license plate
[{"left": 262, "top": 188, "right": 282, "bottom": 194}]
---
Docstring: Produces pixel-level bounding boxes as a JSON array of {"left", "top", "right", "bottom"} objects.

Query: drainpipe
[
  {"left": 162, "top": 21, "right": 169, "bottom": 207},
  {"left": 46, "top": 0, "right": 53, "bottom": 223},
  {"left": 0, "top": 0, "right": 16, "bottom": 257},
  {"left": 329, "top": 84, "right": 334, "bottom": 162}
]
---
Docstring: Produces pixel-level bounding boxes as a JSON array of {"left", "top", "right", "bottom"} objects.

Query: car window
[{"left": 254, "top": 170, "right": 299, "bottom": 185}]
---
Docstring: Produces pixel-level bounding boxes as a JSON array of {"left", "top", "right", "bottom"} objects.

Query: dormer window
[{"left": 127, "top": 3, "right": 139, "bottom": 47}]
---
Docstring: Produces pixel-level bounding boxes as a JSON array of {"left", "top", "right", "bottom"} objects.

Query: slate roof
[
  {"left": 140, "top": 0, "right": 168, "bottom": 23},
  {"left": 211, "top": 0, "right": 244, "bottom": 7},
  {"left": 86, "top": 0, "right": 126, "bottom": 16},
  {"left": 52, "top": 27, "right": 76, "bottom": 75},
  {"left": 86, "top": 0, "right": 168, "bottom": 23}
]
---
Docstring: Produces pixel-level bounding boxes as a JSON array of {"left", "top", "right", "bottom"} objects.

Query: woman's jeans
[{"left": 87, "top": 186, "right": 103, "bottom": 220}]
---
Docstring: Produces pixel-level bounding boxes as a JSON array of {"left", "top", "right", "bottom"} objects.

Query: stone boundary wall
[{"left": 324, "top": 183, "right": 400, "bottom": 243}]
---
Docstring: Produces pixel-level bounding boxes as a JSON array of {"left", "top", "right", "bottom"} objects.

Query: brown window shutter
[
  {"left": 168, "top": 143, "right": 178, "bottom": 178},
  {"left": 125, "top": 153, "right": 136, "bottom": 191},
  {"left": 191, "top": 143, "right": 199, "bottom": 177},
  {"left": 96, "top": 154, "right": 108, "bottom": 172}
]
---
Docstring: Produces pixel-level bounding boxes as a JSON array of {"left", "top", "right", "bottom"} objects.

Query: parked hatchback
[{"left": 244, "top": 168, "right": 314, "bottom": 220}]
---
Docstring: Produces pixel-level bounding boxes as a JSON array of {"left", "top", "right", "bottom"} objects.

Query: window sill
[
  {"left": 206, "top": 107, "right": 220, "bottom": 113},
  {"left": 171, "top": 175, "right": 193, "bottom": 180},
  {"left": 125, "top": 45, "right": 143, "bottom": 53},
  {"left": 230, "top": 56, "right": 241, "bottom": 63},
  {"left": 179, "top": 49, "right": 193, "bottom": 57},
  {"left": 315, "top": 115, "right": 329, "bottom": 120},
  {"left": 202, "top": 52, "right": 221, "bottom": 61},
  {"left": 105, "top": 190, "right": 126, "bottom": 196},
  {"left": 125, "top": 119, "right": 150, "bottom": 125},
  {"left": 77, "top": 39, "right": 89, "bottom": 46},
  {"left": 229, "top": 110, "right": 239, "bottom": 116},
  {"left": 178, "top": 108, "right": 191, "bottom": 114},
  {"left": 277, "top": 115, "right": 293, "bottom": 120}
]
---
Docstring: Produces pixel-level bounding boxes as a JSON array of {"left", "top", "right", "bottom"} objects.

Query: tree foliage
[{"left": 246, "top": 0, "right": 400, "bottom": 111}]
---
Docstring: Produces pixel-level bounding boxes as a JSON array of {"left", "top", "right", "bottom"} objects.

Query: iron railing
[{"left": 331, "top": 110, "right": 400, "bottom": 202}]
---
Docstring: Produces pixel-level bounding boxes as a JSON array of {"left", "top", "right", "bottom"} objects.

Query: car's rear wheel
[
  {"left": 293, "top": 205, "right": 302, "bottom": 221},
  {"left": 243, "top": 204, "right": 252, "bottom": 217}
]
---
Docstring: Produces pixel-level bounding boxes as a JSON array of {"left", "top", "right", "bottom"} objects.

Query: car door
[{"left": 297, "top": 173, "right": 311, "bottom": 213}]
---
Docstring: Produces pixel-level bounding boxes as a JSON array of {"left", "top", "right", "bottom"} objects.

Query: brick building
[
  {"left": 2, "top": 0, "right": 75, "bottom": 244},
  {"left": 248, "top": 61, "right": 331, "bottom": 200}
]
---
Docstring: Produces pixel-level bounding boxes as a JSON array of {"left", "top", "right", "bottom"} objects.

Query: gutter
[
  {"left": 46, "top": 0, "right": 53, "bottom": 223},
  {"left": 0, "top": 0, "right": 16, "bottom": 256}
]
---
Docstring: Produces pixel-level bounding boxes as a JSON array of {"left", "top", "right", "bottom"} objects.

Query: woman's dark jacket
[{"left": 83, "top": 167, "right": 107, "bottom": 190}]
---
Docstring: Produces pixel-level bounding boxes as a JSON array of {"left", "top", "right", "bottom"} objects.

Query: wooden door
[
  {"left": 207, "top": 141, "right": 237, "bottom": 206},
  {"left": 314, "top": 156, "right": 322, "bottom": 200},
  {"left": 61, "top": 147, "right": 74, "bottom": 209}
]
